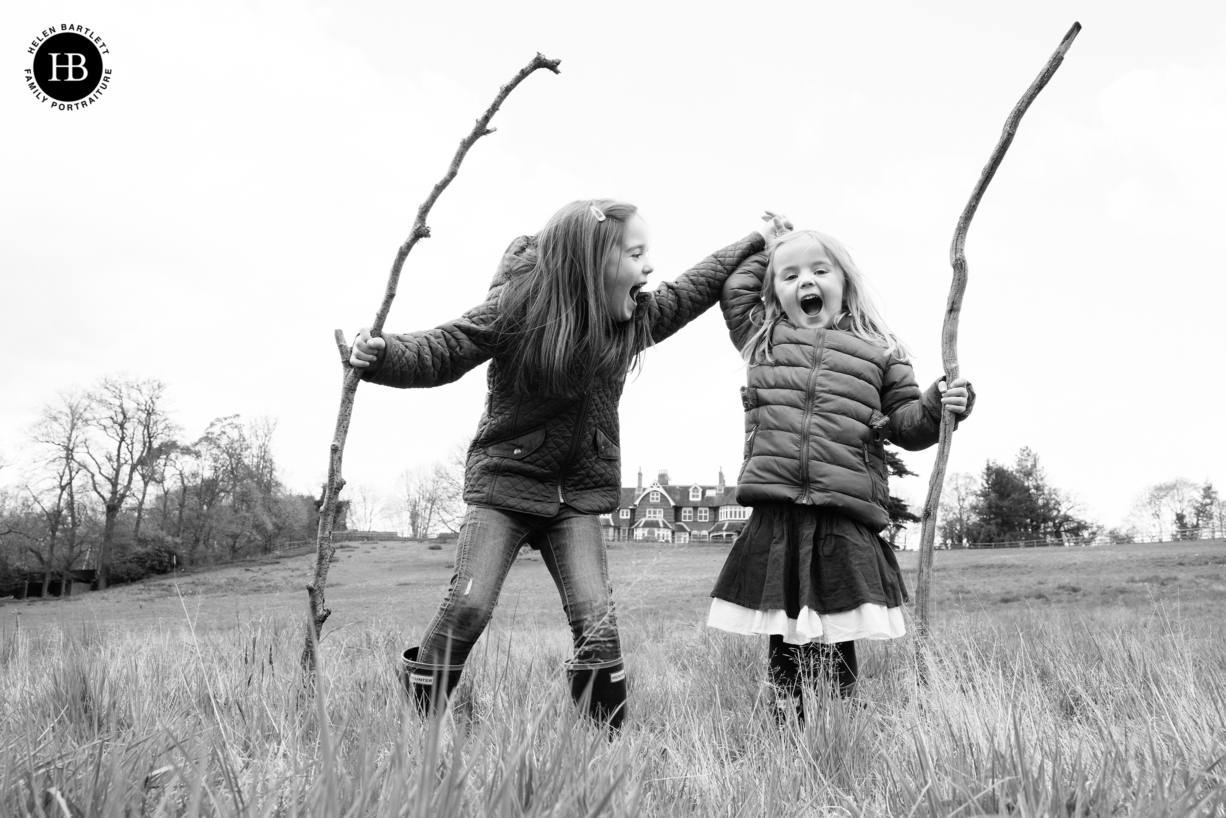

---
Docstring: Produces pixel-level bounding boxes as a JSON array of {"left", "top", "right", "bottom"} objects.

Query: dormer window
[{"left": 689, "top": 486, "right": 702, "bottom": 501}]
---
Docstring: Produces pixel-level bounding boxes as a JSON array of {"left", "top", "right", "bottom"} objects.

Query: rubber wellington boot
[
  {"left": 566, "top": 657, "right": 628, "bottom": 733},
  {"left": 768, "top": 634, "right": 805, "bottom": 724},
  {"left": 399, "top": 647, "right": 464, "bottom": 716}
]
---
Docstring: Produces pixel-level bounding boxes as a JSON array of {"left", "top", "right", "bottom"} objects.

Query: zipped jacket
[
  {"left": 362, "top": 232, "right": 766, "bottom": 516},
  {"left": 723, "top": 252, "right": 973, "bottom": 530}
]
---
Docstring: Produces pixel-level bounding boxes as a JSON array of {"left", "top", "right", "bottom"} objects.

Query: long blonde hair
[
  {"left": 741, "top": 230, "right": 911, "bottom": 365},
  {"left": 496, "top": 199, "right": 652, "bottom": 396}
]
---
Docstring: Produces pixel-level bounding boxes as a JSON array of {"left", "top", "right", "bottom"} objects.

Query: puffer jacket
[
  {"left": 362, "top": 232, "right": 766, "bottom": 516},
  {"left": 723, "top": 252, "right": 973, "bottom": 531}
]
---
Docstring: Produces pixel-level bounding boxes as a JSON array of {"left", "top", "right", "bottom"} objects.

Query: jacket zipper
[
  {"left": 798, "top": 330, "right": 826, "bottom": 502},
  {"left": 556, "top": 389, "right": 593, "bottom": 507}
]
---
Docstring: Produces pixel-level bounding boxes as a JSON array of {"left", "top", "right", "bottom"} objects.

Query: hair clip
[{"left": 589, "top": 205, "right": 606, "bottom": 222}]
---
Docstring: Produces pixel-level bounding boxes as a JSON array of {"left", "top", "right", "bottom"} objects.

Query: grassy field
[{"left": 2, "top": 539, "right": 1225, "bottom": 816}]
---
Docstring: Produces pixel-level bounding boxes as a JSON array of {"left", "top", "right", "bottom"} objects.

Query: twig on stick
[
  {"left": 913, "top": 24, "right": 1080, "bottom": 641},
  {"left": 302, "top": 53, "right": 561, "bottom": 673}
]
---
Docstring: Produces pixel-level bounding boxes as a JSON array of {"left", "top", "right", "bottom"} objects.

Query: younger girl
[
  {"left": 707, "top": 228, "right": 973, "bottom": 721},
  {"left": 351, "top": 199, "right": 785, "bottom": 731}
]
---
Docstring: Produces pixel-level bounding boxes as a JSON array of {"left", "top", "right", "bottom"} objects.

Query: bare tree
[
  {"left": 394, "top": 449, "right": 467, "bottom": 539},
  {"left": 396, "top": 466, "right": 444, "bottom": 540},
  {"left": 131, "top": 389, "right": 180, "bottom": 540},
  {"left": 247, "top": 416, "right": 279, "bottom": 495},
  {"left": 937, "top": 472, "right": 978, "bottom": 548},
  {"left": 1130, "top": 478, "right": 1203, "bottom": 541},
  {"left": 433, "top": 444, "right": 468, "bottom": 534},
  {"left": 23, "top": 392, "right": 93, "bottom": 593},
  {"left": 79, "top": 376, "right": 170, "bottom": 590},
  {"left": 347, "top": 484, "right": 383, "bottom": 532}
]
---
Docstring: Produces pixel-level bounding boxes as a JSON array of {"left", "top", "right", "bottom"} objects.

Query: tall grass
[{"left": 1, "top": 601, "right": 1224, "bottom": 816}]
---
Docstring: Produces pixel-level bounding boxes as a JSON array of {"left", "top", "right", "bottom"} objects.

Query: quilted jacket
[
  {"left": 723, "top": 252, "right": 973, "bottom": 531},
  {"left": 362, "top": 232, "right": 766, "bottom": 516}
]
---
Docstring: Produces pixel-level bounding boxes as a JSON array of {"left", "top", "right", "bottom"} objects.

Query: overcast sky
[{"left": 4, "top": 0, "right": 1224, "bottom": 536}]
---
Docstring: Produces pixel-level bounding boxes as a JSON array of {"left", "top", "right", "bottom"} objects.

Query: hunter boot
[
  {"left": 767, "top": 634, "right": 805, "bottom": 724},
  {"left": 399, "top": 647, "right": 464, "bottom": 716},
  {"left": 566, "top": 657, "right": 628, "bottom": 733}
]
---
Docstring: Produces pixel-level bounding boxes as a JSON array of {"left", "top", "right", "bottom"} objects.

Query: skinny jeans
[{"left": 417, "top": 504, "right": 621, "bottom": 669}]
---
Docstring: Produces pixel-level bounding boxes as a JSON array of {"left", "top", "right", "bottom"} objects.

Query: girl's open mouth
[
  {"left": 800, "top": 293, "right": 823, "bottom": 316},
  {"left": 630, "top": 284, "right": 645, "bottom": 302}
]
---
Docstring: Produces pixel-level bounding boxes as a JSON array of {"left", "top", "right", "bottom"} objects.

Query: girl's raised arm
[
  {"left": 643, "top": 233, "right": 764, "bottom": 346},
  {"left": 645, "top": 214, "right": 787, "bottom": 346},
  {"left": 719, "top": 251, "right": 768, "bottom": 352}
]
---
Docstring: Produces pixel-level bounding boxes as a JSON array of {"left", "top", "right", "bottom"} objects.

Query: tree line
[
  {"left": 936, "top": 446, "right": 1223, "bottom": 547},
  {"left": 0, "top": 375, "right": 319, "bottom": 596}
]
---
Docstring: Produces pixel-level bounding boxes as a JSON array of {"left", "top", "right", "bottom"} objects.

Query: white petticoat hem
[{"left": 707, "top": 598, "right": 906, "bottom": 645}]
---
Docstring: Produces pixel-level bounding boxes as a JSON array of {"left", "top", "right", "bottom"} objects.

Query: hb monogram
[{"left": 48, "top": 53, "right": 89, "bottom": 82}]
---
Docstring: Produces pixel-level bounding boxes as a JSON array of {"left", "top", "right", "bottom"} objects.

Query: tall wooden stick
[
  {"left": 913, "top": 24, "right": 1080, "bottom": 639},
  {"left": 302, "top": 53, "right": 561, "bottom": 671}
]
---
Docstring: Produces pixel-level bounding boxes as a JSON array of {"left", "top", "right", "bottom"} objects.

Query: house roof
[
  {"left": 632, "top": 518, "right": 673, "bottom": 530},
  {"left": 624, "top": 481, "right": 740, "bottom": 509}
]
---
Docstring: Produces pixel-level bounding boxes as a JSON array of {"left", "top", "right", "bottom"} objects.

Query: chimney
[
  {"left": 658, "top": 469, "right": 669, "bottom": 486},
  {"left": 637, "top": 468, "right": 643, "bottom": 492},
  {"left": 718, "top": 467, "right": 725, "bottom": 494}
]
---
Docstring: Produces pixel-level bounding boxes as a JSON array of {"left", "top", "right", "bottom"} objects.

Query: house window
[
  {"left": 634, "top": 529, "right": 646, "bottom": 541},
  {"left": 646, "top": 508, "right": 663, "bottom": 520},
  {"left": 619, "top": 509, "right": 630, "bottom": 519},
  {"left": 649, "top": 490, "right": 660, "bottom": 503},
  {"left": 719, "top": 506, "right": 750, "bottom": 521},
  {"left": 682, "top": 507, "right": 693, "bottom": 522},
  {"left": 675, "top": 531, "right": 690, "bottom": 544},
  {"left": 697, "top": 508, "right": 709, "bottom": 522},
  {"left": 689, "top": 486, "right": 702, "bottom": 501}
]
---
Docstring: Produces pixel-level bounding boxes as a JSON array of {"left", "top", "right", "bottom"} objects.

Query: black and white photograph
[{"left": 3, "top": 1, "right": 1225, "bottom": 815}]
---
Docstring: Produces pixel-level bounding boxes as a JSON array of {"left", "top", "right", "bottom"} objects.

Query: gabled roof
[
  {"left": 632, "top": 518, "right": 673, "bottom": 530},
  {"left": 613, "top": 476, "right": 745, "bottom": 510},
  {"left": 633, "top": 482, "right": 677, "bottom": 507}
]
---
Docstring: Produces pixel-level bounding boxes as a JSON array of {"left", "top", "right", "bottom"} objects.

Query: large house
[{"left": 600, "top": 469, "right": 751, "bottom": 543}]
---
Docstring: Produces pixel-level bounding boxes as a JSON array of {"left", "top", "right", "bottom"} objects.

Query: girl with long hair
[{"left": 351, "top": 199, "right": 786, "bottom": 731}]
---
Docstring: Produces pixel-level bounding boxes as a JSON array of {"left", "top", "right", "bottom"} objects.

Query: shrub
[{"left": 106, "top": 543, "right": 183, "bottom": 586}]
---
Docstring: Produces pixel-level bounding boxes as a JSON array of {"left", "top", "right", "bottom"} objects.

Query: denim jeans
[{"left": 416, "top": 504, "right": 621, "bottom": 670}]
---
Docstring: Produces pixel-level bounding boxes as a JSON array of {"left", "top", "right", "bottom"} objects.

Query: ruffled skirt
[{"left": 707, "top": 503, "right": 908, "bottom": 646}]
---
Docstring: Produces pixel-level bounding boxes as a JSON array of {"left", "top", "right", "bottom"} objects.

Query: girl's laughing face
[
  {"left": 771, "top": 237, "right": 845, "bottom": 329},
  {"left": 602, "top": 215, "right": 653, "bottom": 322}
]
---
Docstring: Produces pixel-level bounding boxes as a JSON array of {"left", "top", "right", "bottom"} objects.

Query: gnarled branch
[
  {"left": 302, "top": 53, "right": 561, "bottom": 673},
  {"left": 913, "top": 24, "right": 1080, "bottom": 640}
]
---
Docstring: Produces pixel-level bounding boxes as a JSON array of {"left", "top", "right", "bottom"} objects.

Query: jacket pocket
[
  {"left": 594, "top": 427, "right": 620, "bottom": 461},
  {"left": 863, "top": 443, "right": 889, "bottom": 507},
  {"left": 485, "top": 427, "right": 546, "bottom": 460},
  {"left": 740, "top": 386, "right": 759, "bottom": 411},
  {"left": 738, "top": 425, "right": 760, "bottom": 481},
  {"left": 743, "top": 425, "right": 760, "bottom": 460}
]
